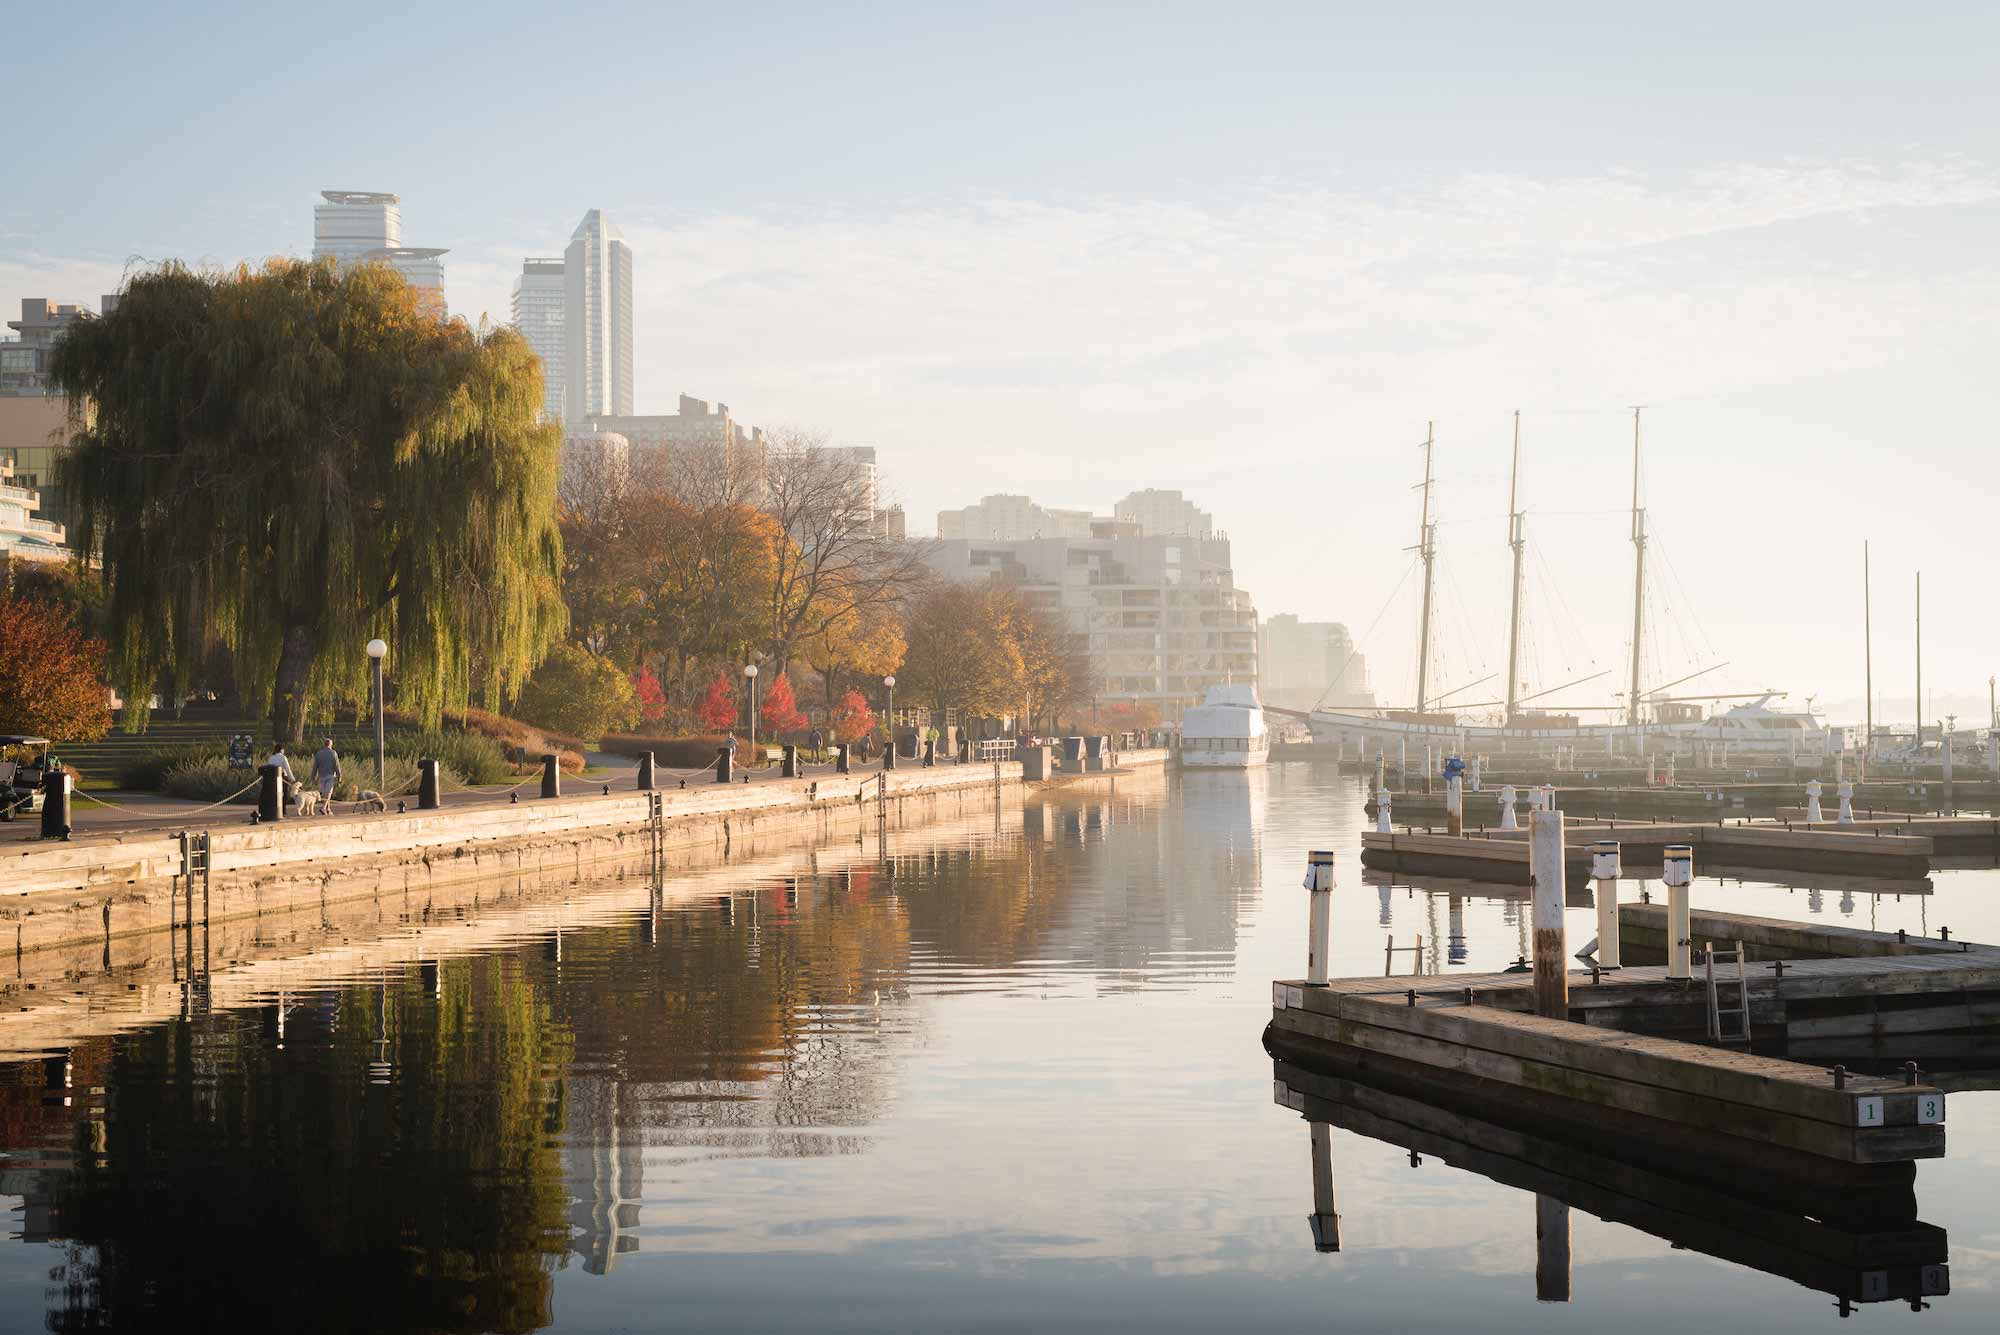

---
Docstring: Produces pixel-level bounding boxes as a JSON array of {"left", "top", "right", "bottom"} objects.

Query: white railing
[{"left": 978, "top": 738, "right": 1018, "bottom": 761}]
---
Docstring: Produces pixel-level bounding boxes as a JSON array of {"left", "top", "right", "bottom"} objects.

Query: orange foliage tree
[
  {"left": 829, "top": 689, "right": 876, "bottom": 743},
  {"left": 695, "top": 673, "right": 738, "bottom": 732},
  {"left": 0, "top": 592, "right": 113, "bottom": 741},
  {"left": 759, "top": 670, "right": 807, "bottom": 733}
]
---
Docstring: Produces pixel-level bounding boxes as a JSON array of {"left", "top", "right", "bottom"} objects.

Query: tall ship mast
[
  {"left": 1411, "top": 422, "right": 1439, "bottom": 717},
  {"left": 1627, "top": 406, "right": 1648, "bottom": 728},
  {"left": 1503, "top": 411, "right": 1526, "bottom": 725}
]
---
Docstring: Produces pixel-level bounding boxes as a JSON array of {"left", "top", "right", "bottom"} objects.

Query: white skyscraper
[
  {"left": 510, "top": 258, "right": 566, "bottom": 423},
  {"left": 311, "top": 190, "right": 448, "bottom": 310},
  {"left": 563, "top": 210, "right": 633, "bottom": 421}
]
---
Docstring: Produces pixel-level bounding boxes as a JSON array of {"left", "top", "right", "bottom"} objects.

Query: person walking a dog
[
  {"left": 266, "top": 742, "right": 298, "bottom": 806},
  {"left": 312, "top": 738, "right": 341, "bottom": 805}
]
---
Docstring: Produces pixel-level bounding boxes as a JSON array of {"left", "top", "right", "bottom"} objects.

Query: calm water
[{"left": 2, "top": 764, "right": 1997, "bottom": 1332}]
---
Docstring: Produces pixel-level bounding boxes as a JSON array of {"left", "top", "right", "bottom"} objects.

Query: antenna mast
[
  {"left": 1504, "top": 411, "right": 1526, "bottom": 726},
  {"left": 1915, "top": 571, "right": 1922, "bottom": 749},
  {"left": 1412, "top": 422, "right": 1439, "bottom": 716},
  {"left": 1627, "top": 408, "right": 1647, "bottom": 728},
  {"left": 1863, "top": 541, "right": 1872, "bottom": 760}
]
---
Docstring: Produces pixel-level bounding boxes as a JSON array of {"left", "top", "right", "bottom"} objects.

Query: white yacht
[{"left": 1178, "top": 684, "right": 1270, "bottom": 768}]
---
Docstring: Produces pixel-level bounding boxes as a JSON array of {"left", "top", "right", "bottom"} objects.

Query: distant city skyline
[
  {"left": 6, "top": 3, "right": 1999, "bottom": 726},
  {"left": 563, "top": 210, "right": 633, "bottom": 423}
]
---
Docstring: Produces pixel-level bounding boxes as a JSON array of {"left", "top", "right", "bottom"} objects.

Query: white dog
[
  {"left": 292, "top": 786, "right": 322, "bottom": 817},
  {"left": 355, "top": 789, "right": 388, "bottom": 813}
]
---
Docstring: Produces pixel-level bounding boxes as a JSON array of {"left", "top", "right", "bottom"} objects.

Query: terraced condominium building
[
  {"left": 311, "top": 191, "right": 448, "bottom": 311},
  {"left": 563, "top": 210, "right": 633, "bottom": 422},
  {"left": 511, "top": 258, "right": 566, "bottom": 423}
]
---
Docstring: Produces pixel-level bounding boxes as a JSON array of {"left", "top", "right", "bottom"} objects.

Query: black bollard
[
  {"left": 257, "top": 762, "right": 285, "bottom": 823},
  {"left": 782, "top": 743, "right": 799, "bottom": 779},
  {"left": 958, "top": 736, "right": 970, "bottom": 764},
  {"left": 39, "top": 768, "right": 71, "bottom": 840},
  {"left": 540, "top": 753, "right": 560, "bottom": 799},
  {"left": 923, "top": 738, "right": 936, "bottom": 768},
  {"left": 884, "top": 738, "right": 897, "bottom": 771},
  {"left": 637, "top": 751, "right": 656, "bottom": 791},
  {"left": 835, "top": 742, "right": 850, "bottom": 774},
  {"left": 418, "top": 758, "right": 441, "bottom": 809},
  {"left": 716, "top": 746, "right": 733, "bottom": 784}
]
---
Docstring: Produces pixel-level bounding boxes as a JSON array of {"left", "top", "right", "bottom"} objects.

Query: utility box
[{"left": 1021, "top": 746, "right": 1054, "bottom": 780}]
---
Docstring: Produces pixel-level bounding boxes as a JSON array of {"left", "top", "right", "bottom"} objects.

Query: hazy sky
[{"left": 8, "top": 2, "right": 1997, "bottom": 726}]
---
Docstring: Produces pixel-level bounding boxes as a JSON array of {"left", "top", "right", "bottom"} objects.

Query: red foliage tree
[
  {"left": 631, "top": 665, "right": 668, "bottom": 726},
  {"left": 0, "top": 593, "right": 113, "bottom": 741},
  {"left": 829, "top": 689, "right": 875, "bottom": 743},
  {"left": 695, "top": 672, "right": 738, "bottom": 732},
  {"left": 759, "top": 670, "right": 807, "bottom": 733}
]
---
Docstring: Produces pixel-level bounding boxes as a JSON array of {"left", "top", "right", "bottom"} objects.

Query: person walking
[
  {"left": 266, "top": 742, "right": 298, "bottom": 804},
  {"left": 809, "top": 726, "right": 825, "bottom": 762},
  {"left": 312, "top": 737, "right": 342, "bottom": 805},
  {"left": 725, "top": 732, "right": 740, "bottom": 768}
]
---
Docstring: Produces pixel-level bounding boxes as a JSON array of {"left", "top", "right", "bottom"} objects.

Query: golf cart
[{"left": 0, "top": 737, "right": 53, "bottom": 821}]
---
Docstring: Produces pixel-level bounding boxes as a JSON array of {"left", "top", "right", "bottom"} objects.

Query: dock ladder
[
  {"left": 1704, "top": 939, "right": 1751, "bottom": 1045},
  {"left": 646, "top": 792, "right": 665, "bottom": 881},
  {"left": 174, "top": 830, "right": 213, "bottom": 928}
]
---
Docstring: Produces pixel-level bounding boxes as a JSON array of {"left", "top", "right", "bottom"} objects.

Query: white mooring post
[
  {"left": 1805, "top": 778, "right": 1824, "bottom": 823},
  {"left": 1424, "top": 745, "right": 1434, "bottom": 793},
  {"left": 1304, "top": 849, "right": 1335, "bottom": 986},
  {"left": 1445, "top": 773, "right": 1464, "bottom": 836},
  {"left": 1399, "top": 739, "right": 1407, "bottom": 782},
  {"left": 1375, "top": 787, "right": 1393, "bottom": 834},
  {"left": 1374, "top": 752, "right": 1386, "bottom": 795},
  {"left": 1665, "top": 752, "right": 1676, "bottom": 786},
  {"left": 1499, "top": 784, "right": 1519, "bottom": 830},
  {"left": 1663, "top": 844, "right": 1695, "bottom": 981},
  {"left": 1529, "top": 808, "right": 1567, "bottom": 1019},
  {"left": 1470, "top": 756, "right": 1482, "bottom": 792},
  {"left": 1590, "top": 839, "right": 1622, "bottom": 969},
  {"left": 1837, "top": 780, "right": 1855, "bottom": 825},
  {"left": 1309, "top": 1121, "right": 1340, "bottom": 1252}
]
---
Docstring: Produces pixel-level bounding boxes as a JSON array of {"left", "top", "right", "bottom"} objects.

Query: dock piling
[
  {"left": 1664, "top": 844, "right": 1695, "bottom": 980},
  {"left": 1375, "top": 787, "right": 1392, "bottom": 834},
  {"left": 1308, "top": 1121, "right": 1341, "bottom": 1253},
  {"left": 1534, "top": 1194, "right": 1572, "bottom": 1303},
  {"left": 1530, "top": 808, "right": 1567, "bottom": 1019},
  {"left": 1304, "top": 850, "right": 1335, "bottom": 986},
  {"left": 1590, "top": 840, "right": 1622, "bottom": 969},
  {"left": 1445, "top": 774, "right": 1464, "bottom": 836}
]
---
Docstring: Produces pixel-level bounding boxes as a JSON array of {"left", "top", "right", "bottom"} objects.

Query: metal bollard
[
  {"left": 1304, "top": 849, "right": 1335, "bottom": 985},
  {"left": 39, "top": 768, "right": 72, "bottom": 840},
  {"left": 1663, "top": 844, "right": 1695, "bottom": 980},
  {"left": 257, "top": 762, "right": 284, "bottom": 823},
  {"left": 637, "top": 752, "right": 656, "bottom": 791},
  {"left": 1590, "top": 840, "right": 1622, "bottom": 969},
  {"left": 1837, "top": 780, "right": 1854, "bottom": 825},
  {"left": 1499, "top": 784, "right": 1519, "bottom": 831},
  {"left": 715, "top": 747, "right": 733, "bottom": 784},
  {"left": 418, "top": 758, "right": 441, "bottom": 809},
  {"left": 835, "top": 742, "right": 850, "bottom": 774},
  {"left": 540, "top": 753, "right": 560, "bottom": 799},
  {"left": 923, "top": 738, "right": 936, "bottom": 768},
  {"left": 1375, "top": 787, "right": 1392, "bottom": 834},
  {"left": 782, "top": 743, "right": 799, "bottom": 779},
  {"left": 1805, "top": 778, "right": 1823, "bottom": 823}
]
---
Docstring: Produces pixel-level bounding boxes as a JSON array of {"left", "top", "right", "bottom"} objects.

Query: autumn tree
[
  {"left": 514, "top": 644, "right": 640, "bottom": 741},
  {"left": 631, "top": 665, "right": 668, "bottom": 727},
  {"left": 895, "top": 581, "right": 1016, "bottom": 721},
  {"left": 760, "top": 433, "right": 930, "bottom": 670},
  {"left": 829, "top": 689, "right": 876, "bottom": 743},
  {"left": 0, "top": 592, "right": 113, "bottom": 741},
  {"left": 800, "top": 577, "right": 906, "bottom": 711},
  {"left": 695, "top": 673, "right": 738, "bottom": 732},
  {"left": 759, "top": 670, "right": 807, "bottom": 733},
  {"left": 53, "top": 259, "right": 565, "bottom": 743}
]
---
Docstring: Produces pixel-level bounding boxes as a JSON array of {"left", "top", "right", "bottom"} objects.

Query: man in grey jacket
[{"left": 312, "top": 738, "right": 341, "bottom": 803}]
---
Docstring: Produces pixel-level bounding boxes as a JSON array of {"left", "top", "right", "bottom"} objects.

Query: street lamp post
[
  {"left": 744, "top": 663, "right": 760, "bottom": 757},
  {"left": 366, "top": 638, "right": 388, "bottom": 787},
  {"left": 884, "top": 675, "right": 896, "bottom": 763}
]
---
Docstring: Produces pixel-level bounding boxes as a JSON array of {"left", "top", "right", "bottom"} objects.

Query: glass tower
[
  {"left": 511, "top": 258, "right": 566, "bottom": 423},
  {"left": 563, "top": 210, "right": 634, "bottom": 422}
]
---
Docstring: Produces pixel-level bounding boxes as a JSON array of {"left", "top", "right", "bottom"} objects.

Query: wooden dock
[
  {"left": 1360, "top": 820, "right": 1938, "bottom": 880},
  {"left": 1272, "top": 1058, "right": 1950, "bottom": 1308},
  {"left": 1365, "top": 780, "right": 2000, "bottom": 823}
]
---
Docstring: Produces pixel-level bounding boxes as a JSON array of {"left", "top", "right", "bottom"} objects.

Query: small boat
[{"left": 1178, "top": 684, "right": 1269, "bottom": 768}]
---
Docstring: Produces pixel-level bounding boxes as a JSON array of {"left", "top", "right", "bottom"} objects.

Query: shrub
[
  {"left": 514, "top": 645, "right": 640, "bottom": 743},
  {"left": 115, "top": 742, "right": 226, "bottom": 790},
  {"left": 602, "top": 732, "right": 738, "bottom": 769},
  {"left": 385, "top": 729, "right": 511, "bottom": 785},
  {"left": 160, "top": 759, "right": 260, "bottom": 803}
]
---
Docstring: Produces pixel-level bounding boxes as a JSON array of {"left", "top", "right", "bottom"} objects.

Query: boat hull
[{"left": 1306, "top": 710, "right": 1830, "bottom": 760}]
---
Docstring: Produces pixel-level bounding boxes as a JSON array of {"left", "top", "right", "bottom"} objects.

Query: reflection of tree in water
[
  {"left": 41, "top": 954, "right": 573, "bottom": 1334},
  {"left": 892, "top": 780, "right": 1264, "bottom": 983}
]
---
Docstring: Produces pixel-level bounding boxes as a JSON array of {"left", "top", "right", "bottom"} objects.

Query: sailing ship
[{"left": 1305, "top": 412, "right": 1833, "bottom": 761}]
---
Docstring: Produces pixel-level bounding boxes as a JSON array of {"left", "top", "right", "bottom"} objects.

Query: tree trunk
[{"left": 272, "top": 623, "right": 315, "bottom": 746}]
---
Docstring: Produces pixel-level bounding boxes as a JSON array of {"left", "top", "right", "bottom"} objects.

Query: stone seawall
[{"left": 0, "top": 752, "right": 1168, "bottom": 961}]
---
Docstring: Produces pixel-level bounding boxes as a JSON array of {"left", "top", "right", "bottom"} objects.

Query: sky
[{"left": 7, "top": 1, "right": 1998, "bottom": 728}]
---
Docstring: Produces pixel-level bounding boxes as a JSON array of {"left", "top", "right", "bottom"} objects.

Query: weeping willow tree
[{"left": 51, "top": 258, "right": 565, "bottom": 742}]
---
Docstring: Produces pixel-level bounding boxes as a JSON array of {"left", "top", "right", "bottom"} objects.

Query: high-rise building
[
  {"left": 563, "top": 210, "right": 633, "bottom": 422},
  {"left": 1259, "top": 614, "right": 1373, "bottom": 712},
  {"left": 937, "top": 494, "right": 1094, "bottom": 541},
  {"left": 510, "top": 258, "right": 566, "bottom": 422},
  {"left": 311, "top": 190, "right": 448, "bottom": 310},
  {"left": 1114, "top": 488, "right": 1213, "bottom": 539},
  {"left": 3, "top": 297, "right": 114, "bottom": 396}
]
